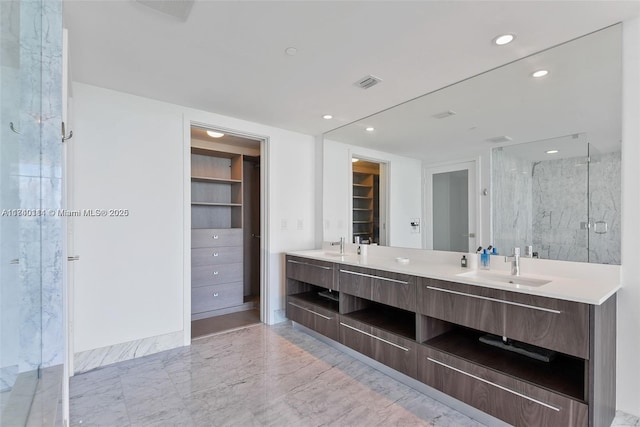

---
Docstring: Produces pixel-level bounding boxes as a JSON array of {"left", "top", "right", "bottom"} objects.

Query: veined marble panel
[
  {"left": 74, "top": 330, "right": 184, "bottom": 374},
  {"left": 492, "top": 148, "right": 533, "bottom": 253}
]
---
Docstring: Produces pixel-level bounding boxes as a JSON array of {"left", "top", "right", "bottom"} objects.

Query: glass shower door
[{"left": 1, "top": 0, "right": 43, "bottom": 424}]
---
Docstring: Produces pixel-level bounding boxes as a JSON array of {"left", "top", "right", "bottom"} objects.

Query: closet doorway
[{"left": 189, "top": 126, "right": 263, "bottom": 339}]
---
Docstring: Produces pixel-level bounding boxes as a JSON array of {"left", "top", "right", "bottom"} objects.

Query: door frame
[
  {"left": 349, "top": 152, "right": 389, "bottom": 246},
  {"left": 182, "top": 119, "right": 270, "bottom": 345},
  {"left": 423, "top": 159, "right": 479, "bottom": 252}
]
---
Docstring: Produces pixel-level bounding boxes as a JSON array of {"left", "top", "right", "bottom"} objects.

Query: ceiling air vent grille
[
  {"left": 486, "top": 136, "right": 513, "bottom": 144},
  {"left": 354, "top": 75, "right": 382, "bottom": 90}
]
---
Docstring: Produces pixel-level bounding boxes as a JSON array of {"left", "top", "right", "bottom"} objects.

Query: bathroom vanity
[{"left": 285, "top": 250, "right": 618, "bottom": 427}]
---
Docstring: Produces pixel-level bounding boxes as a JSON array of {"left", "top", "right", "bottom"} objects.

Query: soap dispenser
[
  {"left": 460, "top": 255, "right": 468, "bottom": 268},
  {"left": 480, "top": 249, "right": 490, "bottom": 270}
]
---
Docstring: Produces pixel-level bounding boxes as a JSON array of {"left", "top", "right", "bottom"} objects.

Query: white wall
[
  {"left": 618, "top": 17, "right": 640, "bottom": 417},
  {"left": 71, "top": 83, "right": 316, "bottom": 353},
  {"left": 323, "top": 139, "right": 422, "bottom": 248}
]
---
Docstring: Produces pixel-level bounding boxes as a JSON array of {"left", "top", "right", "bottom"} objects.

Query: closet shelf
[
  {"left": 191, "top": 176, "right": 242, "bottom": 184},
  {"left": 191, "top": 202, "right": 242, "bottom": 207}
]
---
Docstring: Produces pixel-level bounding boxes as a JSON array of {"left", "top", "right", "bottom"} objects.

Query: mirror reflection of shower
[{"left": 492, "top": 133, "right": 621, "bottom": 264}]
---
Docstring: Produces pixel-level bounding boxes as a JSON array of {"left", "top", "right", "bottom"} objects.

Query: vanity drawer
[
  {"left": 339, "top": 316, "right": 417, "bottom": 378},
  {"left": 503, "top": 293, "right": 589, "bottom": 359},
  {"left": 287, "top": 296, "right": 339, "bottom": 341},
  {"left": 191, "top": 228, "right": 242, "bottom": 248},
  {"left": 339, "top": 266, "right": 416, "bottom": 311},
  {"left": 192, "top": 282, "right": 243, "bottom": 314},
  {"left": 419, "top": 279, "right": 505, "bottom": 337},
  {"left": 418, "top": 346, "right": 588, "bottom": 426},
  {"left": 286, "top": 256, "right": 336, "bottom": 290},
  {"left": 192, "top": 246, "right": 243, "bottom": 267},
  {"left": 192, "top": 262, "right": 243, "bottom": 288}
]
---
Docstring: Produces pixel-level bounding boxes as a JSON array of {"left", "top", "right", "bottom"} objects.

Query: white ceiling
[
  {"left": 325, "top": 24, "right": 623, "bottom": 163},
  {"left": 63, "top": 1, "right": 640, "bottom": 138}
]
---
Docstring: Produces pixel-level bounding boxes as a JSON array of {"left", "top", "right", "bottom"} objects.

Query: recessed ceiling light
[
  {"left": 285, "top": 47, "right": 297, "bottom": 56},
  {"left": 322, "top": 114, "right": 333, "bottom": 120},
  {"left": 532, "top": 69, "right": 549, "bottom": 78},
  {"left": 206, "top": 130, "right": 225, "bottom": 138},
  {"left": 352, "top": 158, "right": 359, "bottom": 163},
  {"left": 494, "top": 34, "right": 515, "bottom": 46},
  {"left": 365, "top": 127, "right": 375, "bottom": 132},
  {"left": 546, "top": 150, "right": 559, "bottom": 154}
]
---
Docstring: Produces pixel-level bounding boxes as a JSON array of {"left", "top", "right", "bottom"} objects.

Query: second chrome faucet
[{"left": 505, "top": 247, "right": 521, "bottom": 276}]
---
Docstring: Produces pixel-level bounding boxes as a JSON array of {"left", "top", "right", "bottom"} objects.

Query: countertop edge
[{"left": 286, "top": 250, "right": 621, "bottom": 306}]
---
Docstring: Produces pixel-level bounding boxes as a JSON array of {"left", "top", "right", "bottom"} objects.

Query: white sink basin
[
  {"left": 456, "top": 271, "right": 551, "bottom": 288},
  {"left": 323, "top": 252, "right": 350, "bottom": 258}
]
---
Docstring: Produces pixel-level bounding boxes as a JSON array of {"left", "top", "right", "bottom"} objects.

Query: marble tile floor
[{"left": 70, "top": 323, "right": 640, "bottom": 427}]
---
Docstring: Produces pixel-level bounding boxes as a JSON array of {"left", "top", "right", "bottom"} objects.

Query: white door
[{"left": 425, "top": 161, "right": 477, "bottom": 252}]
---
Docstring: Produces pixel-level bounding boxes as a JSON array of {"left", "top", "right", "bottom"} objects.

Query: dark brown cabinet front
[
  {"left": 339, "top": 316, "right": 417, "bottom": 378},
  {"left": 286, "top": 256, "right": 336, "bottom": 290},
  {"left": 338, "top": 266, "right": 416, "bottom": 311}
]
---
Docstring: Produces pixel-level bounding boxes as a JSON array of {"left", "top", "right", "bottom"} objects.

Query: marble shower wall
[
  {"left": 1, "top": 0, "right": 63, "bottom": 380},
  {"left": 494, "top": 148, "right": 621, "bottom": 265},
  {"left": 492, "top": 148, "right": 533, "bottom": 255},
  {"left": 531, "top": 156, "right": 589, "bottom": 262}
]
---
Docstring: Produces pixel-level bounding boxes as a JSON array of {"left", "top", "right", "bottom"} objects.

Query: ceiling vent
[
  {"left": 136, "top": 0, "right": 194, "bottom": 21},
  {"left": 486, "top": 136, "right": 513, "bottom": 144},
  {"left": 354, "top": 75, "right": 382, "bottom": 90},
  {"left": 432, "top": 110, "right": 457, "bottom": 119}
]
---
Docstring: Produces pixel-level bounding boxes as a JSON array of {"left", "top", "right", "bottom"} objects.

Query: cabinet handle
[
  {"left": 426, "top": 357, "right": 560, "bottom": 412},
  {"left": 212, "top": 235, "right": 219, "bottom": 239},
  {"left": 213, "top": 271, "right": 219, "bottom": 276},
  {"left": 287, "top": 259, "right": 332, "bottom": 270},
  {"left": 213, "top": 292, "right": 219, "bottom": 297},
  {"left": 340, "top": 269, "right": 409, "bottom": 285},
  {"left": 426, "top": 286, "right": 561, "bottom": 314},
  {"left": 67, "top": 255, "right": 80, "bottom": 261},
  {"left": 339, "top": 322, "right": 409, "bottom": 352},
  {"left": 213, "top": 252, "right": 219, "bottom": 257},
  {"left": 288, "top": 302, "right": 332, "bottom": 320},
  {"left": 9, "top": 259, "right": 19, "bottom": 265}
]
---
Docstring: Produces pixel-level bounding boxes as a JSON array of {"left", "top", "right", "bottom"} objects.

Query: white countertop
[{"left": 287, "top": 248, "right": 620, "bottom": 305}]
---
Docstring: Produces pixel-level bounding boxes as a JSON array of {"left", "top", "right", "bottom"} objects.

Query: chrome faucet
[
  {"left": 330, "top": 237, "right": 345, "bottom": 254},
  {"left": 505, "top": 247, "right": 521, "bottom": 276}
]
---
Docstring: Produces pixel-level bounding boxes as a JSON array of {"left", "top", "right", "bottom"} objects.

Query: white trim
[
  {"left": 349, "top": 151, "right": 389, "bottom": 245},
  {"left": 183, "top": 117, "right": 270, "bottom": 340}
]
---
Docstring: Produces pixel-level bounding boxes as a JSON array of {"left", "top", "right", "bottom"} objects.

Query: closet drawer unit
[
  {"left": 191, "top": 228, "right": 242, "bottom": 249},
  {"left": 286, "top": 256, "right": 336, "bottom": 290},
  {"left": 339, "top": 316, "right": 417, "bottom": 378},
  {"left": 418, "top": 346, "right": 588, "bottom": 427},
  {"left": 503, "top": 293, "right": 589, "bottom": 359},
  {"left": 192, "top": 282, "right": 243, "bottom": 314},
  {"left": 192, "top": 246, "right": 243, "bottom": 267},
  {"left": 192, "top": 262, "right": 243, "bottom": 288},
  {"left": 287, "top": 296, "right": 339, "bottom": 341},
  {"left": 419, "top": 279, "right": 505, "bottom": 337},
  {"left": 339, "top": 266, "right": 416, "bottom": 311}
]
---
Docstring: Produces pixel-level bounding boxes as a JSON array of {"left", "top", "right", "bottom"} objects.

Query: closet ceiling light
[
  {"left": 206, "top": 130, "right": 225, "bottom": 138},
  {"left": 322, "top": 114, "right": 333, "bottom": 120},
  {"left": 546, "top": 150, "right": 559, "bottom": 154},
  {"left": 365, "top": 127, "right": 375, "bottom": 132},
  {"left": 352, "top": 158, "right": 359, "bottom": 163},
  {"left": 494, "top": 34, "right": 515, "bottom": 46},
  {"left": 532, "top": 69, "right": 549, "bottom": 78}
]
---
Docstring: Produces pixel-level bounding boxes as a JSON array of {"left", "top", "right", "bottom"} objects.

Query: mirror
[{"left": 322, "top": 24, "right": 621, "bottom": 264}]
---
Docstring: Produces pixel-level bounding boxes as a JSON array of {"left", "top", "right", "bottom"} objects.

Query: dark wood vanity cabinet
[
  {"left": 285, "top": 255, "right": 340, "bottom": 339},
  {"left": 338, "top": 265, "right": 416, "bottom": 311},
  {"left": 286, "top": 256, "right": 337, "bottom": 290},
  {"left": 285, "top": 256, "right": 616, "bottom": 427}
]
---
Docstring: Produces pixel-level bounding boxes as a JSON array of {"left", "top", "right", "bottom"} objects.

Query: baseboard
[{"left": 73, "top": 330, "right": 184, "bottom": 374}]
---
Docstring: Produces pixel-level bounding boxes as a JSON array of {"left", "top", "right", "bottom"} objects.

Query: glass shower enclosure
[
  {"left": 1, "top": 0, "right": 46, "bottom": 424},
  {"left": 492, "top": 133, "right": 621, "bottom": 264}
]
